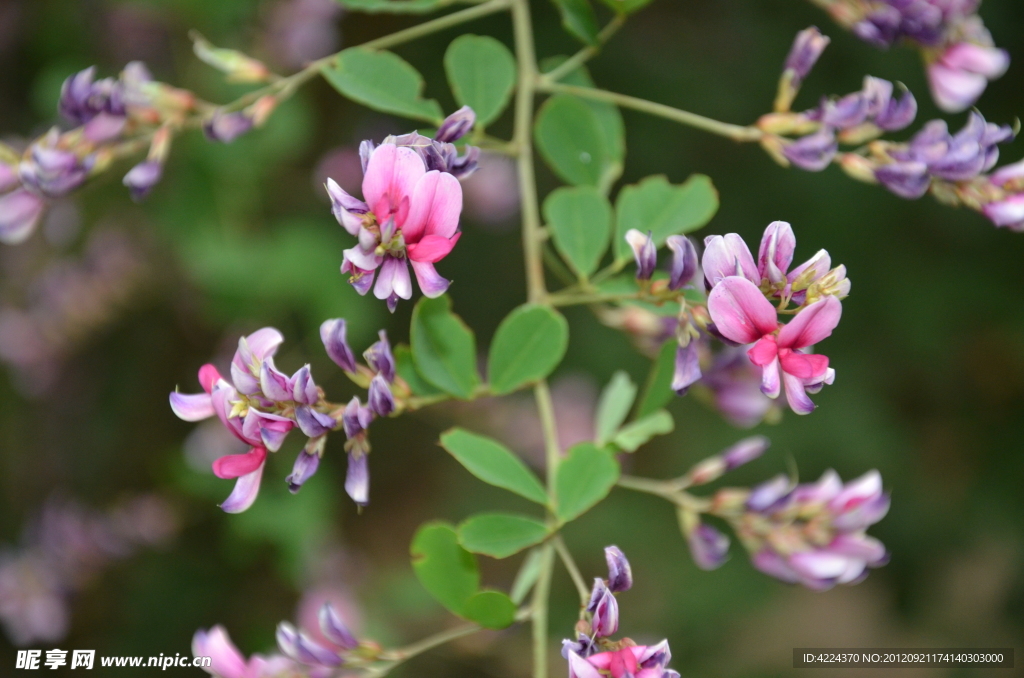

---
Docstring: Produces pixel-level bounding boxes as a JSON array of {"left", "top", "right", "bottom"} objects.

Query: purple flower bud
[
  {"left": 291, "top": 365, "right": 320, "bottom": 405},
  {"left": 561, "top": 633, "right": 596, "bottom": 660},
  {"left": 358, "top": 139, "right": 376, "bottom": 174},
  {"left": 326, "top": 178, "right": 369, "bottom": 236},
  {"left": 0, "top": 189, "right": 46, "bottom": 245},
  {"left": 122, "top": 159, "right": 163, "bottom": 201},
  {"left": 672, "top": 341, "right": 702, "bottom": 396},
  {"left": 757, "top": 220, "right": 795, "bottom": 285},
  {"left": 686, "top": 522, "right": 730, "bottom": 570},
  {"left": 286, "top": 449, "right": 321, "bottom": 493},
  {"left": 367, "top": 374, "right": 395, "bottom": 417},
  {"left": 58, "top": 67, "right": 126, "bottom": 125},
  {"left": 784, "top": 27, "right": 830, "bottom": 88},
  {"left": 319, "top": 603, "right": 359, "bottom": 650},
  {"left": 363, "top": 330, "right": 395, "bottom": 383},
  {"left": 666, "top": 235, "right": 697, "bottom": 290},
  {"left": 19, "top": 140, "right": 91, "bottom": 197},
  {"left": 604, "top": 546, "right": 632, "bottom": 593},
  {"left": 277, "top": 622, "right": 342, "bottom": 667},
  {"left": 585, "top": 579, "right": 618, "bottom": 638},
  {"left": 345, "top": 452, "right": 369, "bottom": 506},
  {"left": 320, "top": 318, "right": 357, "bottom": 372},
  {"left": 746, "top": 474, "right": 791, "bottom": 512},
  {"left": 721, "top": 435, "right": 770, "bottom": 470},
  {"left": 342, "top": 396, "right": 373, "bottom": 439},
  {"left": 203, "top": 110, "right": 254, "bottom": 143},
  {"left": 874, "top": 88, "right": 917, "bottom": 132},
  {"left": 435, "top": 106, "right": 476, "bottom": 143},
  {"left": 448, "top": 144, "right": 481, "bottom": 179},
  {"left": 625, "top": 229, "right": 657, "bottom": 280},
  {"left": 875, "top": 161, "right": 931, "bottom": 199},
  {"left": 295, "top": 406, "right": 335, "bottom": 438},
  {"left": 782, "top": 128, "right": 837, "bottom": 172},
  {"left": 983, "top": 194, "right": 1024, "bottom": 231},
  {"left": 821, "top": 93, "right": 868, "bottom": 130}
]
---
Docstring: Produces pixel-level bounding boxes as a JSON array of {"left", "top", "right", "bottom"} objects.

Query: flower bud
[
  {"left": 320, "top": 318, "right": 358, "bottom": 372},
  {"left": 782, "top": 128, "right": 838, "bottom": 172},
  {"left": 838, "top": 153, "right": 879, "bottom": 184},
  {"left": 319, "top": 603, "right": 359, "bottom": 650},
  {"left": 203, "top": 110, "right": 254, "bottom": 143},
  {"left": 286, "top": 450, "right": 321, "bottom": 493},
  {"left": 874, "top": 161, "right": 930, "bottom": 199},
  {"left": 122, "top": 159, "right": 163, "bottom": 201},
  {"left": 671, "top": 340, "right": 701, "bottom": 396},
  {"left": 345, "top": 452, "right": 369, "bottom": 506},
  {"left": 435, "top": 106, "right": 476, "bottom": 143},
  {"left": 784, "top": 27, "right": 829, "bottom": 89},
  {"left": 191, "top": 32, "right": 272, "bottom": 83},
  {"left": 295, "top": 406, "right": 335, "bottom": 438},
  {"left": 681, "top": 510, "right": 730, "bottom": 571},
  {"left": 367, "top": 374, "right": 395, "bottom": 417},
  {"left": 722, "top": 435, "right": 770, "bottom": 470},
  {"left": 604, "top": 546, "right": 632, "bottom": 593},
  {"left": 343, "top": 396, "right": 373, "bottom": 439},
  {"left": 585, "top": 579, "right": 618, "bottom": 638},
  {"left": 364, "top": 330, "right": 396, "bottom": 383},
  {"left": 0, "top": 189, "right": 46, "bottom": 245},
  {"left": 666, "top": 235, "right": 697, "bottom": 290},
  {"left": 625, "top": 229, "right": 656, "bottom": 280},
  {"left": 276, "top": 622, "right": 342, "bottom": 667}
]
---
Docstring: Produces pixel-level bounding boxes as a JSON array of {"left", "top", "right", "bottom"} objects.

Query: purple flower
[
  {"left": 318, "top": 603, "right": 358, "bottom": 650},
  {"left": 122, "top": 159, "right": 163, "bottom": 201},
  {"left": 345, "top": 452, "right": 369, "bottom": 507},
  {"left": 435, "top": 106, "right": 476, "bottom": 143},
  {"left": 276, "top": 622, "right": 342, "bottom": 667},
  {"left": 686, "top": 521, "right": 730, "bottom": 570},
  {"left": 320, "top": 318, "right": 357, "bottom": 372},
  {"left": 666, "top": 235, "right": 697, "bottom": 290},
  {"left": 671, "top": 340, "right": 701, "bottom": 396},
  {"left": 782, "top": 128, "right": 837, "bottom": 172},
  {"left": 585, "top": 579, "right": 618, "bottom": 638},
  {"left": 625, "top": 229, "right": 657, "bottom": 280},
  {"left": 194, "top": 625, "right": 299, "bottom": 678},
  {"left": 286, "top": 450, "right": 321, "bottom": 494},
  {"left": 363, "top": 330, "right": 395, "bottom": 383},
  {"left": 875, "top": 161, "right": 931, "bottom": 199},
  {"left": 604, "top": 546, "right": 632, "bottom": 593},
  {"left": 700, "top": 348, "right": 775, "bottom": 428},
  {"left": 203, "top": 110, "right": 254, "bottom": 143},
  {"left": 983, "top": 194, "right": 1024, "bottom": 232},
  {"left": 18, "top": 135, "right": 92, "bottom": 198},
  {"left": 567, "top": 643, "right": 675, "bottom": 678},
  {"left": 722, "top": 435, "right": 770, "bottom": 470},
  {"left": 702, "top": 233, "right": 759, "bottom": 288},
  {"left": 928, "top": 43, "right": 1010, "bottom": 113},
  {"left": 367, "top": 374, "right": 395, "bottom": 417},
  {"left": 58, "top": 67, "right": 126, "bottom": 126},
  {"left": 0, "top": 189, "right": 46, "bottom": 245},
  {"left": 784, "top": 27, "right": 830, "bottom": 89}
]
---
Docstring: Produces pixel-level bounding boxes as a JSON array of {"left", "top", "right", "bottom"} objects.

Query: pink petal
[
  {"left": 782, "top": 370, "right": 816, "bottom": 414},
  {"left": 790, "top": 550, "right": 851, "bottom": 579},
  {"left": 828, "top": 470, "right": 882, "bottom": 512},
  {"left": 777, "top": 296, "right": 841, "bottom": 349},
  {"left": 568, "top": 652, "right": 604, "bottom": 678},
  {"left": 707, "top": 276, "right": 778, "bottom": 344},
  {"left": 362, "top": 144, "right": 425, "bottom": 220},
  {"left": 245, "top": 327, "right": 285, "bottom": 362},
  {"left": 219, "top": 463, "right": 265, "bottom": 514},
  {"left": 760, "top": 357, "right": 781, "bottom": 398},
  {"left": 778, "top": 349, "right": 829, "bottom": 380},
  {"left": 0, "top": 189, "right": 46, "bottom": 245},
  {"left": 198, "top": 364, "right": 222, "bottom": 394},
  {"left": 170, "top": 391, "right": 215, "bottom": 421},
  {"left": 927, "top": 63, "right": 988, "bottom": 114},
  {"left": 402, "top": 171, "right": 463, "bottom": 243},
  {"left": 702, "top": 234, "right": 759, "bottom": 286},
  {"left": 192, "top": 626, "right": 248, "bottom": 678},
  {"left": 757, "top": 221, "right": 795, "bottom": 284},
  {"left": 940, "top": 43, "right": 1010, "bottom": 79},
  {"left": 747, "top": 335, "right": 778, "bottom": 366},
  {"left": 406, "top": 232, "right": 461, "bottom": 263},
  {"left": 411, "top": 260, "right": 451, "bottom": 298},
  {"left": 212, "top": 447, "right": 267, "bottom": 479},
  {"left": 983, "top": 195, "right": 1024, "bottom": 227}
]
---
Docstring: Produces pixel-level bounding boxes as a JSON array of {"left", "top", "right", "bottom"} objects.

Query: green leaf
[
  {"left": 595, "top": 371, "right": 637, "bottom": 446},
  {"left": 411, "top": 295, "right": 480, "bottom": 399},
  {"left": 463, "top": 590, "right": 517, "bottom": 629},
  {"left": 394, "top": 344, "right": 443, "bottom": 396},
  {"left": 595, "top": 0, "right": 655, "bottom": 14},
  {"left": 540, "top": 58, "right": 625, "bottom": 164},
  {"left": 488, "top": 304, "right": 569, "bottom": 394},
  {"left": 440, "top": 428, "right": 549, "bottom": 504},
  {"left": 535, "top": 95, "right": 611, "bottom": 187},
  {"left": 458, "top": 513, "right": 550, "bottom": 558},
  {"left": 543, "top": 186, "right": 613, "bottom": 279},
  {"left": 322, "top": 48, "right": 443, "bottom": 123},
  {"left": 554, "top": 443, "right": 620, "bottom": 523},
  {"left": 411, "top": 522, "right": 480, "bottom": 614},
  {"left": 444, "top": 35, "right": 517, "bottom": 128},
  {"left": 551, "top": 0, "right": 600, "bottom": 44},
  {"left": 510, "top": 548, "right": 544, "bottom": 604},
  {"left": 614, "top": 175, "right": 719, "bottom": 259},
  {"left": 636, "top": 341, "right": 676, "bottom": 418},
  {"left": 335, "top": 0, "right": 447, "bottom": 12},
  {"left": 612, "top": 410, "right": 674, "bottom": 452}
]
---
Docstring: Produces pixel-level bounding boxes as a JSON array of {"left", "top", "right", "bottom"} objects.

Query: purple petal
[
  {"left": 411, "top": 260, "right": 451, "bottom": 298},
  {"left": 373, "top": 255, "right": 412, "bottom": 302},
  {"left": 671, "top": 341, "right": 702, "bottom": 395},
  {"left": 345, "top": 453, "right": 369, "bottom": 506},
  {"left": 747, "top": 474, "right": 791, "bottom": 512},
  {"left": 363, "top": 330, "right": 395, "bottom": 383},
  {"left": 295, "top": 406, "right": 335, "bottom": 438},
  {"left": 687, "top": 523, "right": 730, "bottom": 570},
  {"left": 784, "top": 27, "right": 830, "bottom": 87},
  {"left": 260, "top": 357, "right": 294, "bottom": 402},
  {"left": 169, "top": 391, "right": 215, "bottom": 421},
  {"left": 701, "top": 234, "right": 758, "bottom": 287},
  {"left": 666, "top": 235, "right": 698, "bottom": 290},
  {"left": 367, "top": 374, "right": 395, "bottom": 417},
  {"left": 435, "top": 106, "right": 476, "bottom": 143},
  {"left": 319, "top": 603, "right": 359, "bottom": 650},
  {"left": 874, "top": 161, "right": 931, "bottom": 199},
  {"left": 219, "top": 464, "right": 265, "bottom": 513},
  {"left": 625, "top": 229, "right": 657, "bottom": 280},
  {"left": 604, "top": 546, "right": 632, "bottom": 593},
  {"left": 757, "top": 221, "right": 795, "bottom": 285},
  {"left": 783, "top": 128, "right": 838, "bottom": 172},
  {"left": 319, "top": 318, "right": 357, "bottom": 372},
  {"left": 722, "top": 435, "right": 770, "bottom": 470},
  {"left": 286, "top": 450, "right": 321, "bottom": 494}
]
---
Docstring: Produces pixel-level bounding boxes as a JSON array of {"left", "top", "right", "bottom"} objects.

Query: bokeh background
[{"left": 1, "top": 0, "right": 1023, "bottom": 675}]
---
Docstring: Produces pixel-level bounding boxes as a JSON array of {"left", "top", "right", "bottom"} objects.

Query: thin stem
[
  {"left": 534, "top": 381, "right": 562, "bottom": 478},
  {"left": 385, "top": 622, "right": 482, "bottom": 662},
  {"left": 540, "top": 14, "right": 626, "bottom": 84},
  {"left": 535, "top": 82, "right": 763, "bottom": 142},
  {"left": 511, "top": 0, "right": 546, "bottom": 303},
  {"left": 530, "top": 543, "right": 555, "bottom": 678},
  {"left": 553, "top": 535, "right": 590, "bottom": 606},
  {"left": 617, "top": 475, "right": 712, "bottom": 512}
]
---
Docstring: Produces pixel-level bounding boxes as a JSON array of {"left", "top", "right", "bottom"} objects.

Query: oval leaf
[
  {"left": 535, "top": 95, "right": 610, "bottom": 187},
  {"left": 440, "top": 428, "right": 549, "bottom": 504},
  {"left": 510, "top": 548, "right": 544, "bottom": 604},
  {"left": 458, "top": 513, "right": 550, "bottom": 559},
  {"left": 411, "top": 295, "right": 480, "bottom": 399},
  {"left": 612, "top": 409, "right": 674, "bottom": 452},
  {"left": 394, "top": 344, "right": 443, "bottom": 396},
  {"left": 554, "top": 443, "right": 620, "bottom": 523},
  {"left": 463, "top": 590, "right": 517, "bottom": 629},
  {"left": 488, "top": 304, "right": 569, "bottom": 395},
  {"left": 552, "top": 0, "right": 600, "bottom": 45},
  {"left": 595, "top": 370, "right": 637, "bottom": 446},
  {"left": 411, "top": 522, "right": 480, "bottom": 614},
  {"left": 444, "top": 35, "right": 517, "bottom": 128},
  {"left": 322, "top": 48, "right": 443, "bottom": 123},
  {"left": 614, "top": 174, "right": 719, "bottom": 259},
  {"left": 540, "top": 58, "right": 625, "bottom": 165},
  {"left": 543, "top": 186, "right": 612, "bottom": 279}
]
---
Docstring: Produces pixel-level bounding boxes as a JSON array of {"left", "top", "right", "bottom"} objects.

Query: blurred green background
[{"left": 1, "top": 0, "right": 1022, "bottom": 675}]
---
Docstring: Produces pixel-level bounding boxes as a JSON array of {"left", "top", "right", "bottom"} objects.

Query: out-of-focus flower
[
  {"left": 686, "top": 435, "right": 771, "bottom": 486},
  {"left": 604, "top": 546, "right": 632, "bottom": 593},
  {"left": 0, "top": 189, "right": 46, "bottom": 244},
  {"left": 685, "top": 519, "right": 731, "bottom": 570},
  {"left": 699, "top": 348, "right": 777, "bottom": 428},
  {"left": 782, "top": 128, "right": 838, "bottom": 171},
  {"left": 586, "top": 579, "right": 619, "bottom": 638},
  {"left": 776, "top": 27, "right": 831, "bottom": 111},
  {"left": 462, "top": 152, "right": 520, "bottom": 227},
  {"left": 723, "top": 469, "right": 890, "bottom": 590},
  {"left": 203, "top": 110, "right": 255, "bottom": 144},
  {"left": 193, "top": 625, "right": 299, "bottom": 678},
  {"left": 625, "top": 229, "right": 656, "bottom": 281},
  {"left": 264, "top": 0, "right": 344, "bottom": 70},
  {"left": 928, "top": 43, "right": 1009, "bottom": 113}
]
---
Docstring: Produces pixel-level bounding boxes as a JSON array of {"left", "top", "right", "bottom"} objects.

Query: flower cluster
[
  {"left": 710, "top": 469, "right": 890, "bottom": 590},
  {"left": 562, "top": 547, "right": 679, "bottom": 678},
  {"left": 814, "top": 0, "right": 1009, "bottom": 111},
  {"left": 327, "top": 107, "right": 477, "bottom": 312},
  {"left": 170, "top": 328, "right": 335, "bottom": 513}
]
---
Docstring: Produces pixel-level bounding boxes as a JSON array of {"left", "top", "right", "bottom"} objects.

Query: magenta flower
[
  {"left": 192, "top": 626, "right": 298, "bottom": 678},
  {"left": 928, "top": 43, "right": 1009, "bottom": 113},
  {"left": 708, "top": 277, "right": 841, "bottom": 414},
  {"left": 328, "top": 136, "right": 464, "bottom": 312},
  {"left": 568, "top": 642, "right": 677, "bottom": 678}
]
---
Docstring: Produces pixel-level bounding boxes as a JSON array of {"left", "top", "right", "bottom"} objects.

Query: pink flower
[
  {"left": 192, "top": 625, "right": 299, "bottom": 678},
  {"left": 328, "top": 140, "right": 463, "bottom": 312},
  {"left": 983, "top": 194, "right": 1024, "bottom": 232},
  {"left": 568, "top": 642, "right": 676, "bottom": 678},
  {"left": 928, "top": 43, "right": 1010, "bottom": 113},
  {"left": 708, "top": 277, "right": 841, "bottom": 414}
]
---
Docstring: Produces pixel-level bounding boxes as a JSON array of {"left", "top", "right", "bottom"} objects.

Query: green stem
[
  {"left": 540, "top": 14, "right": 626, "bottom": 84},
  {"left": 384, "top": 622, "right": 482, "bottom": 663},
  {"left": 617, "top": 475, "right": 711, "bottom": 511},
  {"left": 535, "top": 82, "right": 763, "bottom": 142},
  {"left": 530, "top": 543, "right": 555, "bottom": 678},
  {"left": 552, "top": 535, "right": 590, "bottom": 606}
]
